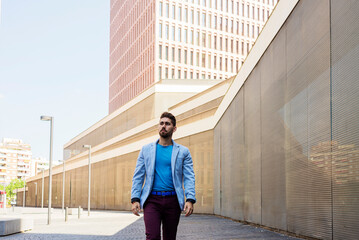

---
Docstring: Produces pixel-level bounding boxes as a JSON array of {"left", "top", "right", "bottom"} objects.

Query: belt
[{"left": 151, "top": 191, "right": 176, "bottom": 196}]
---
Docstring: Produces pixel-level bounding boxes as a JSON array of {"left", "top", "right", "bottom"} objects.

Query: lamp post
[
  {"left": 59, "top": 160, "right": 65, "bottom": 213},
  {"left": 41, "top": 115, "right": 53, "bottom": 225},
  {"left": 83, "top": 145, "right": 91, "bottom": 217}
]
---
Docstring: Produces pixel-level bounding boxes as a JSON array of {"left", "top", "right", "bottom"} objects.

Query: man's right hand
[{"left": 131, "top": 202, "right": 141, "bottom": 216}]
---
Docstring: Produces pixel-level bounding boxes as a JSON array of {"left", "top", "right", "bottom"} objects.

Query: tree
[{"left": 5, "top": 179, "right": 25, "bottom": 204}]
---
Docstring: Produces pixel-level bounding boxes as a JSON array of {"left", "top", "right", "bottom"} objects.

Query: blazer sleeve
[
  {"left": 182, "top": 148, "right": 196, "bottom": 202},
  {"left": 131, "top": 147, "right": 146, "bottom": 200}
]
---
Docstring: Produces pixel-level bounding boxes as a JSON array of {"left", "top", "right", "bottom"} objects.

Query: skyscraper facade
[{"left": 109, "top": 0, "right": 277, "bottom": 113}]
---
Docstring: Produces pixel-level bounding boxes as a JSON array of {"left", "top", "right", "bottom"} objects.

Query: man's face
[{"left": 158, "top": 117, "right": 176, "bottom": 138}]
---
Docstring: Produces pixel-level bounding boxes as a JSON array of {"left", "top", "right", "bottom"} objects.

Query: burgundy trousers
[{"left": 143, "top": 194, "right": 182, "bottom": 240}]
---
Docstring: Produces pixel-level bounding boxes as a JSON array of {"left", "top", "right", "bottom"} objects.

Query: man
[{"left": 131, "top": 112, "right": 196, "bottom": 240}]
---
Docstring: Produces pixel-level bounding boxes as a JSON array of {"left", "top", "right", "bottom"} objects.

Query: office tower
[{"left": 109, "top": 0, "right": 278, "bottom": 113}]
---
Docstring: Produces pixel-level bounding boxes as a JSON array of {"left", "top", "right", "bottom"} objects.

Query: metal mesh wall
[{"left": 331, "top": 0, "right": 359, "bottom": 239}]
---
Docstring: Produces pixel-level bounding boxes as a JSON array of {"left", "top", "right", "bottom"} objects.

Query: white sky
[{"left": 0, "top": 0, "right": 109, "bottom": 163}]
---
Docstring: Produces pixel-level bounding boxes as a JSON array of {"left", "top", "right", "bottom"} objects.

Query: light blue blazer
[{"left": 131, "top": 139, "right": 196, "bottom": 210}]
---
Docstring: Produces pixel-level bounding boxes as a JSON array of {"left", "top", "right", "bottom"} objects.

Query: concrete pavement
[{"left": 0, "top": 207, "right": 303, "bottom": 239}]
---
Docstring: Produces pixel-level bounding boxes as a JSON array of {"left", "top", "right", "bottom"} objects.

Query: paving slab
[{"left": 2, "top": 207, "right": 303, "bottom": 240}]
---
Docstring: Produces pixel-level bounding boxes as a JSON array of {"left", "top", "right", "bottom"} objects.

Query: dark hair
[{"left": 160, "top": 112, "right": 176, "bottom": 126}]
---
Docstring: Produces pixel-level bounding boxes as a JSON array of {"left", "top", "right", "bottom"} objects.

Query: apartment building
[
  {"left": 0, "top": 138, "right": 32, "bottom": 185},
  {"left": 31, "top": 157, "right": 49, "bottom": 176},
  {"left": 109, "top": 0, "right": 278, "bottom": 113}
]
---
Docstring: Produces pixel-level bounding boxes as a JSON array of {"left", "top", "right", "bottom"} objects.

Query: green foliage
[{"left": 4, "top": 179, "right": 26, "bottom": 204}]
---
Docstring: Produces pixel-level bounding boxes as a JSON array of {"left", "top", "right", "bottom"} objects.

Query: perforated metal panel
[{"left": 331, "top": 0, "right": 359, "bottom": 239}]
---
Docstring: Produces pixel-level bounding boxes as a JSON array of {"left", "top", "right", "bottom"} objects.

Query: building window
[
  {"left": 190, "top": 72, "right": 193, "bottom": 79},
  {"left": 219, "top": 17, "right": 223, "bottom": 31},
  {"left": 165, "top": 3, "right": 169, "bottom": 18},
  {"left": 172, "top": 5, "right": 175, "bottom": 19},
  {"left": 202, "top": 53, "right": 206, "bottom": 67},
  {"left": 190, "top": 51, "right": 194, "bottom": 65},
  {"left": 247, "top": 23, "right": 249, "bottom": 37},
  {"left": 165, "top": 46, "right": 169, "bottom": 60},
  {"left": 236, "top": 40, "right": 239, "bottom": 54},
  {"left": 225, "top": 18, "right": 228, "bottom": 32},
  {"left": 184, "top": 50, "right": 188, "bottom": 64},
  {"left": 190, "top": 30, "right": 194, "bottom": 44},
  {"left": 196, "top": 31, "right": 200, "bottom": 45},
  {"left": 196, "top": 52, "right": 200, "bottom": 66},
  {"left": 171, "top": 26, "right": 175, "bottom": 40},
  {"left": 241, "top": 41, "right": 244, "bottom": 54},
  {"left": 190, "top": 10, "right": 194, "bottom": 24},
  {"left": 202, "top": 32, "right": 206, "bottom": 47},
  {"left": 208, "top": 14, "right": 212, "bottom": 28},
  {"left": 178, "top": 27, "right": 182, "bottom": 41},
  {"left": 242, "top": 3, "right": 244, "bottom": 16},
  {"left": 236, "top": 60, "right": 239, "bottom": 72},
  {"left": 202, "top": 73, "right": 205, "bottom": 79},
  {"left": 165, "top": 67, "right": 169, "bottom": 78},
  {"left": 159, "top": 23, "right": 162, "bottom": 38},
  {"left": 219, "top": 37, "right": 222, "bottom": 50},
  {"left": 225, "top": 58, "right": 228, "bottom": 71},
  {"left": 247, "top": 42, "right": 249, "bottom": 53},
  {"left": 171, "top": 68, "right": 175, "bottom": 79},
  {"left": 159, "top": 2, "right": 163, "bottom": 16},
  {"left": 202, "top": 13, "right": 206, "bottom": 27},
  {"left": 236, "top": 2, "right": 239, "bottom": 15},
  {"left": 184, "top": 70, "right": 187, "bottom": 78},
  {"left": 214, "top": 56, "right": 217, "bottom": 69},
  {"left": 197, "top": 11, "right": 200, "bottom": 25},
  {"left": 172, "top": 47, "right": 175, "bottom": 61},
  {"left": 214, "top": 16, "right": 217, "bottom": 29},
  {"left": 196, "top": 72, "right": 199, "bottom": 79},
  {"left": 241, "top": 22, "right": 244, "bottom": 35},
  {"left": 165, "top": 25, "right": 169, "bottom": 39},
  {"left": 230, "top": 59, "right": 233, "bottom": 72},
  {"left": 185, "top": 8, "right": 188, "bottom": 22},
  {"left": 230, "top": 20, "right": 233, "bottom": 33},
  {"left": 159, "top": 45, "right": 162, "bottom": 59},
  {"left": 214, "top": 35, "right": 217, "bottom": 49},
  {"left": 231, "top": 39, "right": 233, "bottom": 53},
  {"left": 185, "top": 29, "right": 188, "bottom": 43},
  {"left": 178, "top": 6, "right": 182, "bottom": 21},
  {"left": 208, "top": 54, "right": 211, "bottom": 68},
  {"left": 208, "top": 33, "right": 212, "bottom": 47},
  {"left": 247, "top": 4, "right": 249, "bottom": 17},
  {"left": 178, "top": 69, "right": 181, "bottom": 79},
  {"left": 178, "top": 49, "right": 181, "bottom": 62},
  {"left": 252, "top": 25, "right": 254, "bottom": 38},
  {"left": 219, "top": 57, "right": 222, "bottom": 70},
  {"left": 225, "top": 38, "right": 228, "bottom": 51}
]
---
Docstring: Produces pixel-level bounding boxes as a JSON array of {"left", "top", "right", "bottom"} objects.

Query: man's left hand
[{"left": 184, "top": 201, "right": 194, "bottom": 217}]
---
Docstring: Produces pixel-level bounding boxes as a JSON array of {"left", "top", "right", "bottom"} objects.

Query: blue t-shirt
[{"left": 152, "top": 143, "right": 174, "bottom": 191}]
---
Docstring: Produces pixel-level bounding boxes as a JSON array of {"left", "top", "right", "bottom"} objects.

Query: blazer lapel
[
  {"left": 171, "top": 141, "right": 180, "bottom": 177},
  {"left": 150, "top": 142, "right": 157, "bottom": 175}
]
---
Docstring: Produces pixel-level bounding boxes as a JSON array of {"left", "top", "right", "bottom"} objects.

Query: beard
[{"left": 159, "top": 129, "right": 173, "bottom": 138}]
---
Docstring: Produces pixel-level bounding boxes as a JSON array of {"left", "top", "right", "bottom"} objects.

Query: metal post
[
  {"left": 41, "top": 170, "right": 44, "bottom": 208},
  {"left": 62, "top": 160, "right": 65, "bottom": 213},
  {"left": 48, "top": 117, "right": 53, "bottom": 225}
]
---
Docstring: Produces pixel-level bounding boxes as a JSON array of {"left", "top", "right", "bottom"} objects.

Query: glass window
[
  {"left": 196, "top": 31, "right": 200, "bottom": 45},
  {"left": 241, "top": 41, "right": 244, "bottom": 54},
  {"left": 230, "top": 20, "right": 233, "bottom": 33},
  {"left": 241, "top": 3, "right": 244, "bottom": 16},
  {"left": 247, "top": 23, "right": 249, "bottom": 36},
  {"left": 230, "top": 59, "right": 233, "bottom": 72},
  {"left": 231, "top": 39, "right": 233, "bottom": 53},
  {"left": 219, "top": 17, "right": 223, "bottom": 30},
  {"left": 236, "top": 40, "right": 239, "bottom": 54},
  {"left": 214, "top": 56, "right": 217, "bottom": 69},
  {"left": 236, "top": 60, "right": 239, "bottom": 72},
  {"left": 219, "top": 37, "right": 222, "bottom": 50},
  {"left": 190, "top": 10, "right": 194, "bottom": 24},
  {"left": 172, "top": 47, "right": 175, "bottom": 61},
  {"left": 184, "top": 70, "right": 187, "bottom": 79},
  {"left": 214, "top": 35, "right": 217, "bottom": 49},
  {"left": 241, "top": 22, "right": 244, "bottom": 35},
  {"left": 236, "top": 1, "right": 239, "bottom": 15},
  {"left": 190, "top": 30, "right": 194, "bottom": 44},
  {"left": 165, "top": 24, "right": 169, "bottom": 39},
  {"left": 225, "top": 18, "right": 228, "bottom": 31},
  {"left": 185, "top": 8, "right": 188, "bottom": 22},
  {"left": 159, "top": 66, "right": 162, "bottom": 80},
  {"left": 202, "top": 73, "right": 205, "bottom": 79},
  {"left": 219, "top": 57, "right": 222, "bottom": 70},
  {"left": 159, "top": 45, "right": 162, "bottom": 59},
  {"left": 178, "top": 7, "right": 182, "bottom": 21},
  {"left": 159, "top": 23, "right": 162, "bottom": 38},
  {"left": 196, "top": 72, "right": 199, "bottom": 79},
  {"left": 190, "top": 72, "right": 193, "bottom": 79},
  {"left": 185, "top": 29, "right": 188, "bottom": 43},
  {"left": 171, "top": 26, "right": 175, "bottom": 40},
  {"left": 178, "top": 69, "right": 181, "bottom": 79},
  {"left": 247, "top": 42, "right": 249, "bottom": 53},
  {"left": 257, "top": 26, "right": 260, "bottom": 36},
  {"left": 172, "top": 5, "right": 175, "bottom": 19},
  {"left": 214, "top": 16, "right": 217, "bottom": 29},
  {"left": 178, "top": 49, "right": 181, "bottom": 62},
  {"left": 225, "top": 38, "right": 228, "bottom": 51},
  {"left": 171, "top": 68, "right": 175, "bottom": 79},
  {"left": 208, "top": 33, "right": 212, "bottom": 47},
  {"left": 231, "top": 0, "right": 234, "bottom": 14},
  {"left": 225, "top": 58, "right": 228, "bottom": 71},
  {"left": 178, "top": 27, "right": 181, "bottom": 41},
  {"left": 208, "top": 54, "right": 211, "bottom": 68},
  {"left": 252, "top": 24, "right": 254, "bottom": 38},
  {"left": 247, "top": 5, "right": 249, "bottom": 17},
  {"left": 202, "top": 33, "right": 206, "bottom": 47},
  {"left": 252, "top": 6, "right": 255, "bottom": 20},
  {"left": 184, "top": 50, "right": 188, "bottom": 64},
  {"left": 257, "top": 8, "right": 260, "bottom": 20},
  {"left": 202, "top": 13, "right": 206, "bottom": 27},
  {"left": 203, "top": 0, "right": 206, "bottom": 7},
  {"left": 165, "top": 3, "right": 169, "bottom": 18},
  {"left": 165, "top": 46, "right": 169, "bottom": 60},
  {"left": 196, "top": 52, "right": 199, "bottom": 66},
  {"left": 165, "top": 67, "right": 168, "bottom": 78},
  {"left": 202, "top": 53, "right": 205, "bottom": 67},
  {"left": 197, "top": 11, "right": 200, "bottom": 25},
  {"left": 208, "top": 14, "right": 212, "bottom": 28},
  {"left": 159, "top": 2, "right": 163, "bottom": 16},
  {"left": 190, "top": 51, "right": 194, "bottom": 64}
]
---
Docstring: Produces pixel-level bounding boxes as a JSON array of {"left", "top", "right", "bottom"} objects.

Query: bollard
[
  {"left": 78, "top": 206, "right": 81, "bottom": 219},
  {"left": 65, "top": 207, "right": 68, "bottom": 222}
]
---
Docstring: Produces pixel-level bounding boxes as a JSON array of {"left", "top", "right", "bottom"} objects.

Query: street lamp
[
  {"left": 40, "top": 115, "right": 53, "bottom": 225},
  {"left": 83, "top": 144, "right": 91, "bottom": 217},
  {"left": 58, "top": 160, "right": 65, "bottom": 213}
]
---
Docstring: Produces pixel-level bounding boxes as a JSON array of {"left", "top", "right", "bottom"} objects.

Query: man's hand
[
  {"left": 131, "top": 202, "right": 141, "bottom": 216},
  {"left": 183, "top": 201, "right": 194, "bottom": 217}
]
